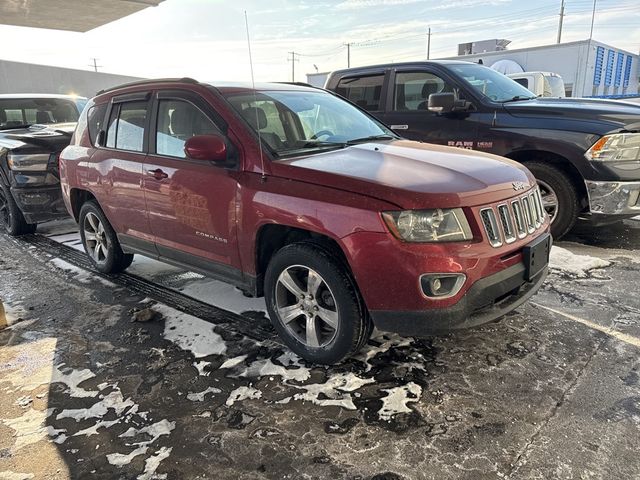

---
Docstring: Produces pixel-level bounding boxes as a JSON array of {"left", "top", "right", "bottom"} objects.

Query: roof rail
[{"left": 96, "top": 77, "right": 199, "bottom": 96}]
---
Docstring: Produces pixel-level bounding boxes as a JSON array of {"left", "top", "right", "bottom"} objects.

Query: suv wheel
[
  {"left": 79, "top": 201, "right": 133, "bottom": 273},
  {"left": 0, "top": 181, "right": 37, "bottom": 236},
  {"left": 264, "top": 242, "right": 371, "bottom": 364},
  {"left": 525, "top": 161, "right": 580, "bottom": 239}
]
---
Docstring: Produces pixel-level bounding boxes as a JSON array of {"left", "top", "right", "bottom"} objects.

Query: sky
[{"left": 0, "top": 0, "right": 638, "bottom": 83}]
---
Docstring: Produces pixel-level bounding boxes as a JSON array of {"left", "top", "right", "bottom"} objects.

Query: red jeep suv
[{"left": 59, "top": 78, "right": 550, "bottom": 364}]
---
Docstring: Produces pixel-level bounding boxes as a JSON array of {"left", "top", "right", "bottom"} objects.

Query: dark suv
[
  {"left": 0, "top": 94, "right": 87, "bottom": 235},
  {"left": 60, "top": 78, "right": 550, "bottom": 363}
]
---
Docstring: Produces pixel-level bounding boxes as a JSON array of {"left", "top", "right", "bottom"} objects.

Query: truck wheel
[
  {"left": 79, "top": 201, "right": 133, "bottom": 273},
  {"left": 525, "top": 161, "right": 579, "bottom": 239},
  {"left": 0, "top": 181, "right": 37, "bottom": 236},
  {"left": 264, "top": 242, "right": 371, "bottom": 364}
]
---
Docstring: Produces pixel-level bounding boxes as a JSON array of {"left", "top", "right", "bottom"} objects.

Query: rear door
[
  {"left": 91, "top": 93, "right": 154, "bottom": 247},
  {"left": 142, "top": 90, "right": 242, "bottom": 275},
  {"left": 378, "top": 69, "right": 478, "bottom": 148}
]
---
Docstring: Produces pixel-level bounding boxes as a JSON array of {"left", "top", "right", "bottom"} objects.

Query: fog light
[{"left": 420, "top": 273, "right": 466, "bottom": 299}]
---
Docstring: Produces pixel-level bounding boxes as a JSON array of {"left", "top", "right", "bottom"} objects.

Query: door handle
[
  {"left": 390, "top": 124, "right": 408, "bottom": 130},
  {"left": 146, "top": 168, "right": 168, "bottom": 180}
]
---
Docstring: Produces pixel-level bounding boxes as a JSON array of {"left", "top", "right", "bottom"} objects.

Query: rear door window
[
  {"left": 335, "top": 74, "right": 384, "bottom": 111},
  {"left": 105, "top": 101, "right": 148, "bottom": 152}
]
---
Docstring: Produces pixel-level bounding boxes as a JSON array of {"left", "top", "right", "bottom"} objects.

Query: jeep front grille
[{"left": 481, "top": 187, "right": 546, "bottom": 248}]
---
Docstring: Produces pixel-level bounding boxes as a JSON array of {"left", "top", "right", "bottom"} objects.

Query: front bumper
[
  {"left": 370, "top": 263, "right": 548, "bottom": 336},
  {"left": 586, "top": 180, "right": 640, "bottom": 216},
  {"left": 10, "top": 184, "right": 68, "bottom": 223}
]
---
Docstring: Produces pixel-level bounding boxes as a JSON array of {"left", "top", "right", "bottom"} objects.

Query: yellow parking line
[{"left": 532, "top": 303, "right": 640, "bottom": 348}]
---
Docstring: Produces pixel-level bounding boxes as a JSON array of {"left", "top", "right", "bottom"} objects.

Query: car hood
[
  {"left": 503, "top": 97, "right": 640, "bottom": 132},
  {"left": 271, "top": 140, "right": 535, "bottom": 209},
  {"left": 0, "top": 123, "right": 75, "bottom": 151}
]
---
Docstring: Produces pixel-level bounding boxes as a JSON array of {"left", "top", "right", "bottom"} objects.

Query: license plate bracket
[{"left": 523, "top": 233, "right": 551, "bottom": 281}]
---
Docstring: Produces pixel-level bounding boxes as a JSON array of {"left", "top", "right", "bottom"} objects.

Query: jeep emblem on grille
[{"left": 512, "top": 181, "right": 528, "bottom": 191}]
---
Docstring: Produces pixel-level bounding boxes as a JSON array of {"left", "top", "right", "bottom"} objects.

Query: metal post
[
  {"left": 588, "top": 0, "right": 597, "bottom": 40},
  {"left": 427, "top": 27, "right": 431, "bottom": 59},
  {"left": 288, "top": 51, "right": 299, "bottom": 82},
  {"left": 346, "top": 43, "right": 351, "bottom": 68},
  {"left": 557, "top": 0, "right": 565, "bottom": 44}
]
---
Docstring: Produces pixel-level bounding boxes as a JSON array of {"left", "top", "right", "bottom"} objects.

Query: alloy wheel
[
  {"left": 275, "top": 265, "right": 339, "bottom": 348},
  {"left": 83, "top": 212, "right": 109, "bottom": 264},
  {"left": 537, "top": 179, "right": 559, "bottom": 224}
]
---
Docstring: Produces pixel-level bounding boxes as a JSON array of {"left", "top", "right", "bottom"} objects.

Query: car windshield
[
  {"left": 449, "top": 64, "right": 537, "bottom": 103},
  {"left": 224, "top": 89, "right": 395, "bottom": 157},
  {"left": 0, "top": 97, "right": 80, "bottom": 130}
]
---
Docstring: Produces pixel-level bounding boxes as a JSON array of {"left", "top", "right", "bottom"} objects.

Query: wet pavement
[{"left": 0, "top": 218, "right": 639, "bottom": 479}]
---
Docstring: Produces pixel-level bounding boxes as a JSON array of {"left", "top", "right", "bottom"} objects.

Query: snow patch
[
  {"left": 138, "top": 447, "right": 172, "bottom": 480},
  {"left": 107, "top": 446, "right": 148, "bottom": 466},
  {"left": 239, "top": 358, "right": 311, "bottom": 383},
  {"left": 51, "top": 364, "right": 98, "bottom": 398},
  {"left": 179, "top": 278, "right": 267, "bottom": 314},
  {"left": 159, "top": 304, "right": 227, "bottom": 358},
  {"left": 193, "top": 360, "right": 211, "bottom": 376},
  {"left": 290, "top": 372, "right": 375, "bottom": 410},
  {"left": 49, "top": 258, "right": 116, "bottom": 287},
  {"left": 219, "top": 355, "right": 247, "bottom": 369},
  {"left": 56, "top": 390, "right": 135, "bottom": 422},
  {"left": 225, "top": 386, "right": 262, "bottom": 406},
  {"left": 549, "top": 246, "right": 610, "bottom": 277},
  {"left": 378, "top": 382, "right": 422, "bottom": 420},
  {"left": 186, "top": 386, "right": 221, "bottom": 402}
]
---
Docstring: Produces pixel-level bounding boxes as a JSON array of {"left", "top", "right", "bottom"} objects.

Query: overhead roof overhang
[{"left": 0, "top": 0, "right": 164, "bottom": 32}]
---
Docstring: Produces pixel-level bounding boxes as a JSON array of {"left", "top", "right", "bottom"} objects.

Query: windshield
[
  {"left": 449, "top": 64, "right": 537, "bottom": 103},
  {"left": 224, "top": 90, "right": 395, "bottom": 157},
  {"left": 0, "top": 97, "right": 80, "bottom": 130}
]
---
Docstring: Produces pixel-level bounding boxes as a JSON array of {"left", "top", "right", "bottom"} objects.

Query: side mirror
[
  {"left": 428, "top": 93, "right": 455, "bottom": 113},
  {"left": 184, "top": 134, "right": 227, "bottom": 163}
]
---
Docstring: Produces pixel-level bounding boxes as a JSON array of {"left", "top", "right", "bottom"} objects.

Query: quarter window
[
  {"left": 156, "top": 99, "right": 220, "bottom": 158},
  {"left": 105, "top": 101, "right": 148, "bottom": 152},
  {"left": 335, "top": 74, "right": 384, "bottom": 111},
  {"left": 394, "top": 72, "right": 455, "bottom": 111},
  {"left": 87, "top": 104, "right": 107, "bottom": 146}
]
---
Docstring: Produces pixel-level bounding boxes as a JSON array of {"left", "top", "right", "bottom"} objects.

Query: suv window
[
  {"left": 87, "top": 104, "right": 107, "bottom": 146},
  {"left": 394, "top": 72, "right": 455, "bottom": 111},
  {"left": 156, "top": 99, "right": 220, "bottom": 158},
  {"left": 335, "top": 75, "right": 384, "bottom": 111},
  {"left": 105, "top": 101, "right": 147, "bottom": 152}
]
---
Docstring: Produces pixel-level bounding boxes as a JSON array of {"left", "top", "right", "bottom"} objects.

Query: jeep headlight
[
  {"left": 382, "top": 208, "right": 473, "bottom": 242},
  {"left": 585, "top": 133, "right": 640, "bottom": 162},
  {"left": 7, "top": 153, "right": 51, "bottom": 171}
]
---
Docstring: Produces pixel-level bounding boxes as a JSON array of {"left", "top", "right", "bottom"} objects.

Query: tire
[
  {"left": 525, "top": 161, "right": 580, "bottom": 240},
  {"left": 264, "top": 242, "right": 371, "bottom": 364},
  {"left": 78, "top": 201, "right": 133, "bottom": 273},
  {"left": 0, "top": 181, "right": 37, "bottom": 236}
]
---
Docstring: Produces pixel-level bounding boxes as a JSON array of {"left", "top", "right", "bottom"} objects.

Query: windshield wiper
[
  {"left": 346, "top": 134, "right": 396, "bottom": 145},
  {"left": 298, "top": 140, "right": 347, "bottom": 149},
  {"left": 0, "top": 124, "right": 32, "bottom": 130},
  {"left": 502, "top": 95, "right": 537, "bottom": 103}
]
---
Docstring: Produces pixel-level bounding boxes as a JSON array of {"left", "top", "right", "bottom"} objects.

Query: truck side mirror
[{"left": 428, "top": 93, "right": 455, "bottom": 113}]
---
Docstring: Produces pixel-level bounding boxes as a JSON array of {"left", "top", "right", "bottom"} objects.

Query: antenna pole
[
  {"left": 557, "top": 0, "right": 565, "bottom": 43},
  {"left": 288, "top": 51, "right": 299, "bottom": 82},
  {"left": 88, "top": 58, "right": 102, "bottom": 72},
  {"left": 426, "top": 27, "right": 431, "bottom": 59},
  {"left": 245, "top": 11, "right": 266, "bottom": 182},
  {"left": 588, "top": 0, "right": 596, "bottom": 40},
  {"left": 345, "top": 43, "right": 351, "bottom": 67}
]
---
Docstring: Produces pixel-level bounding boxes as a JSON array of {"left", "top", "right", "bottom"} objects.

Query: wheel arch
[{"left": 69, "top": 188, "right": 97, "bottom": 221}]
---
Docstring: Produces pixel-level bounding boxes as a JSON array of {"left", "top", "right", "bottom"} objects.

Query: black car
[
  {"left": 325, "top": 61, "right": 640, "bottom": 239},
  {"left": 0, "top": 94, "right": 87, "bottom": 235}
]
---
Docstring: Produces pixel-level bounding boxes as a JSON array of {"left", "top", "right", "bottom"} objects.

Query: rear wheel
[
  {"left": 79, "top": 201, "right": 133, "bottom": 273},
  {"left": 0, "top": 181, "right": 36, "bottom": 236},
  {"left": 264, "top": 242, "right": 371, "bottom": 364},
  {"left": 525, "top": 161, "right": 580, "bottom": 240}
]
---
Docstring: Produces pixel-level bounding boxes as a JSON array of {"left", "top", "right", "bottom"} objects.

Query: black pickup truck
[
  {"left": 0, "top": 94, "right": 86, "bottom": 235},
  {"left": 325, "top": 61, "right": 640, "bottom": 238}
]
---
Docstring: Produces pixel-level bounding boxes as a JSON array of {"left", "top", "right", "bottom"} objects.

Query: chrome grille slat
[{"left": 480, "top": 187, "right": 547, "bottom": 248}]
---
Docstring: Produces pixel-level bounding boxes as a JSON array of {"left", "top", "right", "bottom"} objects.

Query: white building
[{"left": 440, "top": 39, "right": 639, "bottom": 98}]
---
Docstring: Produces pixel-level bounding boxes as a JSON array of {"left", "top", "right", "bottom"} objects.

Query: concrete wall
[
  {"left": 0, "top": 59, "right": 143, "bottom": 98},
  {"left": 440, "top": 40, "right": 639, "bottom": 98}
]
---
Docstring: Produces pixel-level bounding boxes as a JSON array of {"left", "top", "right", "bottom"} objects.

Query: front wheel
[
  {"left": 264, "top": 242, "right": 371, "bottom": 364},
  {"left": 0, "top": 181, "right": 37, "bottom": 236},
  {"left": 79, "top": 201, "right": 133, "bottom": 273},
  {"left": 525, "top": 161, "right": 580, "bottom": 240}
]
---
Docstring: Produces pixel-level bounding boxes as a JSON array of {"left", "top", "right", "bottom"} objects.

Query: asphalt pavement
[{"left": 0, "top": 218, "right": 639, "bottom": 480}]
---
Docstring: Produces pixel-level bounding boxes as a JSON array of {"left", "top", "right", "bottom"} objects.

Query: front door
[
  {"left": 378, "top": 70, "right": 479, "bottom": 151},
  {"left": 142, "top": 91, "right": 240, "bottom": 272}
]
